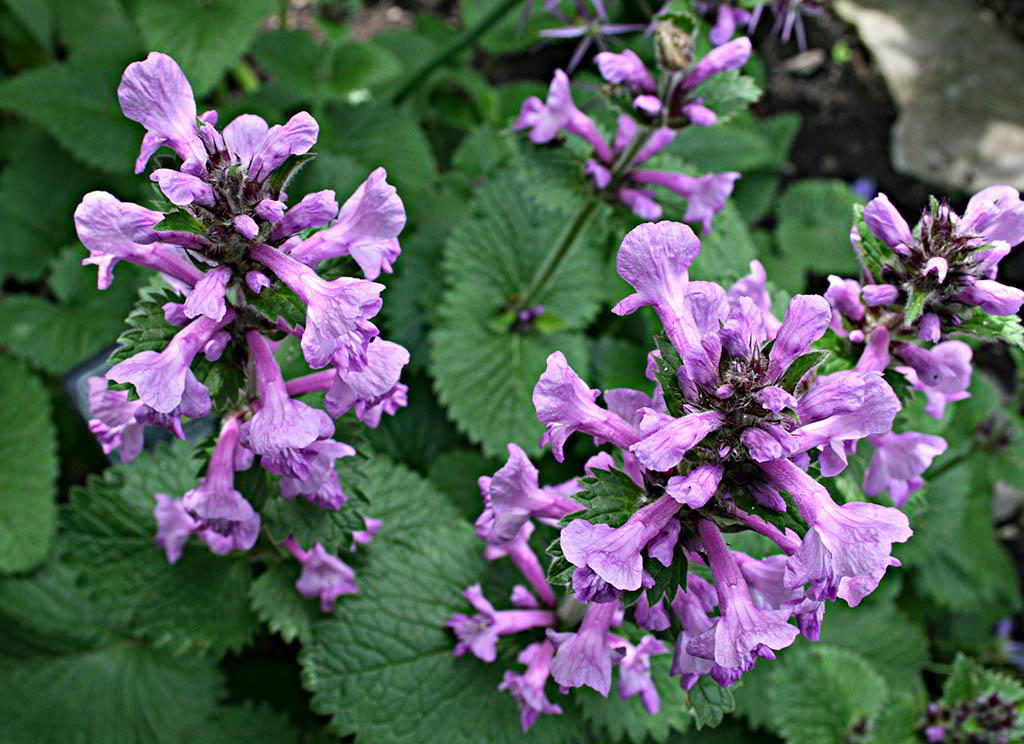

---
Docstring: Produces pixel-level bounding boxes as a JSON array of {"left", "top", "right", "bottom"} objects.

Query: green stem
[
  {"left": 507, "top": 126, "right": 656, "bottom": 318},
  {"left": 389, "top": 0, "right": 523, "bottom": 105}
]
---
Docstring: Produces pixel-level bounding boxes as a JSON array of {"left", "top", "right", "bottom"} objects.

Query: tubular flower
[{"left": 80, "top": 52, "right": 409, "bottom": 610}]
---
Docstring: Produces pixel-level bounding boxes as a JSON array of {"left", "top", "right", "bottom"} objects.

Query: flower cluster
[
  {"left": 694, "top": 1, "right": 825, "bottom": 51},
  {"left": 80, "top": 53, "right": 408, "bottom": 610},
  {"left": 923, "top": 693, "right": 1019, "bottom": 744},
  {"left": 823, "top": 186, "right": 1024, "bottom": 505},
  {"left": 450, "top": 220, "right": 916, "bottom": 730},
  {"left": 514, "top": 28, "right": 751, "bottom": 229}
]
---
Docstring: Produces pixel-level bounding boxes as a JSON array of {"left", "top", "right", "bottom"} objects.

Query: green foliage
[
  {"left": 136, "top": 0, "right": 276, "bottom": 96},
  {"left": 0, "top": 356, "right": 57, "bottom": 573},
  {"left": 768, "top": 645, "right": 888, "bottom": 744},
  {"left": 0, "top": 557, "right": 224, "bottom": 744},
  {"left": 0, "top": 54, "right": 143, "bottom": 172},
  {"left": 559, "top": 468, "right": 646, "bottom": 528},
  {"left": 766, "top": 179, "right": 863, "bottom": 291},
  {"left": 942, "top": 653, "right": 1024, "bottom": 706},
  {"left": 249, "top": 561, "right": 319, "bottom": 645},
  {"left": 62, "top": 442, "right": 259, "bottom": 655},
  {"left": 578, "top": 653, "right": 691, "bottom": 743},
  {"left": 0, "top": 248, "right": 145, "bottom": 375},
  {"left": 955, "top": 307, "right": 1024, "bottom": 349},
  {"left": 430, "top": 170, "right": 604, "bottom": 455},
  {"left": 301, "top": 464, "right": 581, "bottom": 744},
  {"left": 691, "top": 202, "right": 760, "bottom": 281},
  {"left": 687, "top": 676, "right": 736, "bottom": 729},
  {"left": 427, "top": 448, "right": 499, "bottom": 521}
]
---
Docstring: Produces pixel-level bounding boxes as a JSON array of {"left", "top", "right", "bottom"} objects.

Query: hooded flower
[
  {"left": 864, "top": 432, "right": 948, "bottom": 506},
  {"left": 448, "top": 584, "right": 557, "bottom": 663},
  {"left": 514, "top": 69, "right": 612, "bottom": 162},
  {"left": 289, "top": 168, "right": 406, "bottom": 279},
  {"left": 498, "top": 641, "right": 563, "bottom": 733},
  {"left": 250, "top": 244, "right": 384, "bottom": 370},
  {"left": 183, "top": 265, "right": 232, "bottom": 322},
  {"left": 548, "top": 601, "right": 620, "bottom": 695},
  {"left": 285, "top": 539, "right": 358, "bottom": 611},
  {"left": 614, "top": 635, "right": 670, "bottom": 713},
  {"left": 87, "top": 377, "right": 146, "bottom": 462},
  {"left": 323, "top": 339, "right": 409, "bottom": 422},
  {"left": 153, "top": 492, "right": 198, "bottom": 564},
  {"left": 278, "top": 439, "right": 356, "bottom": 510},
  {"left": 484, "top": 522, "right": 557, "bottom": 607}
]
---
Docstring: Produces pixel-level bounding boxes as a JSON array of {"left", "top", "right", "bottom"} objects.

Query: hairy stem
[{"left": 389, "top": 0, "right": 523, "bottom": 105}]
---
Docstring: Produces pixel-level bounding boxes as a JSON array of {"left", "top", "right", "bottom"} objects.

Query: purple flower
[
  {"left": 897, "top": 341, "right": 972, "bottom": 419},
  {"left": 825, "top": 275, "right": 865, "bottom": 323},
  {"left": 179, "top": 415, "right": 261, "bottom": 556},
  {"left": 958, "top": 185, "right": 1024, "bottom": 247},
  {"left": 682, "top": 37, "right": 753, "bottom": 89},
  {"left": 117, "top": 201, "right": 209, "bottom": 251},
  {"left": 766, "top": 294, "right": 832, "bottom": 381},
  {"left": 863, "top": 193, "right": 913, "bottom": 252},
  {"left": 635, "top": 592, "right": 672, "bottom": 631},
  {"left": 709, "top": 4, "right": 752, "bottom": 45},
  {"left": 614, "top": 635, "right": 669, "bottom": 713},
  {"left": 595, "top": 49, "right": 655, "bottom": 91},
  {"left": 183, "top": 265, "right": 232, "bottom": 322},
  {"left": 107, "top": 312, "right": 232, "bottom": 415},
  {"left": 727, "top": 260, "right": 781, "bottom": 336},
  {"left": 118, "top": 52, "right": 206, "bottom": 173},
  {"left": 233, "top": 215, "right": 259, "bottom": 240},
  {"left": 323, "top": 339, "right": 409, "bottom": 421},
  {"left": 533, "top": 352, "right": 642, "bottom": 461},
  {"left": 279, "top": 439, "right": 356, "bottom": 510},
  {"left": 789, "top": 371, "right": 901, "bottom": 453},
  {"left": 956, "top": 277, "right": 1024, "bottom": 316},
  {"left": 685, "top": 520, "right": 798, "bottom": 682},
  {"left": 484, "top": 522, "right": 557, "bottom": 607},
  {"left": 514, "top": 70, "right": 612, "bottom": 162},
  {"left": 240, "top": 332, "right": 335, "bottom": 478},
  {"left": 250, "top": 243, "right": 384, "bottom": 370},
  {"left": 612, "top": 221, "right": 702, "bottom": 356},
  {"left": 630, "top": 409, "right": 726, "bottom": 472},
  {"left": 285, "top": 538, "right": 358, "bottom": 611},
  {"left": 474, "top": 443, "right": 581, "bottom": 543},
  {"left": 246, "top": 111, "right": 319, "bottom": 183},
  {"left": 271, "top": 190, "right": 338, "bottom": 240},
  {"left": 255, "top": 198, "right": 286, "bottom": 223},
  {"left": 74, "top": 191, "right": 202, "bottom": 289},
  {"left": 153, "top": 492, "right": 198, "bottom": 563},
  {"left": 221, "top": 114, "right": 270, "bottom": 164},
  {"left": 760, "top": 458, "right": 912, "bottom": 606},
  {"left": 548, "top": 601, "right": 620, "bottom": 695},
  {"left": 561, "top": 494, "right": 681, "bottom": 591},
  {"left": 150, "top": 169, "right": 215, "bottom": 207},
  {"left": 864, "top": 432, "right": 947, "bottom": 506},
  {"left": 448, "top": 584, "right": 557, "bottom": 663},
  {"left": 670, "top": 585, "right": 716, "bottom": 689},
  {"left": 245, "top": 270, "right": 271, "bottom": 294},
  {"left": 498, "top": 641, "right": 563, "bottom": 733},
  {"left": 289, "top": 168, "right": 406, "bottom": 280},
  {"left": 861, "top": 283, "right": 900, "bottom": 306},
  {"left": 682, "top": 99, "right": 717, "bottom": 126},
  {"left": 629, "top": 171, "right": 741, "bottom": 235},
  {"left": 87, "top": 377, "right": 146, "bottom": 462}
]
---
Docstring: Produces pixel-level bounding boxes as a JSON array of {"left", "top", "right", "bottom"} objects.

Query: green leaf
[
  {"left": 249, "top": 561, "right": 319, "bottom": 645},
  {"left": 0, "top": 557, "right": 223, "bottom": 744},
  {"left": 4, "top": 0, "right": 52, "bottom": 51},
  {"left": 261, "top": 495, "right": 365, "bottom": 554},
  {"left": 954, "top": 307, "right": 1024, "bottom": 349},
  {"left": 768, "top": 645, "right": 888, "bottom": 744},
  {"left": 687, "top": 675, "right": 736, "bottom": 729},
  {"left": 897, "top": 463, "right": 1020, "bottom": 613},
  {"left": 0, "top": 132, "right": 126, "bottom": 281},
  {"left": 691, "top": 69, "right": 761, "bottom": 121},
  {"left": 193, "top": 704, "right": 299, "bottom": 744},
  {"left": 562, "top": 469, "right": 647, "bottom": 529},
  {"left": 0, "top": 250, "right": 145, "bottom": 375},
  {"left": 690, "top": 202, "right": 759, "bottom": 282},
  {"left": 592, "top": 337, "right": 651, "bottom": 393},
  {"left": 50, "top": 0, "right": 141, "bottom": 60},
  {"left": 0, "top": 357, "right": 57, "bottom": 573},
  {"left": 779, "top": 350, "right": 829, "bottom": 393},
  {"left": 426, "top": 448, "right": 499, "bottom": 521},
  {"left": 578, "top": 653, "right": 691, "bottom": 743},
  {"left": 300, "top": 464, "right": 579, "bottom": 744},
  {"left": 267, "top": 152, "right": 318, "bottom": 199},
  {"left": 62, "top": 441, "right": 259, "bottom": 654},
  {"left": 153, "top": 209, "right": 208, "bottom": 235},
  {"left": 136, "top": 0, "right": 277, "bottom": 96},
  {"left": 902, "top": 284, "right": 928, "bottom": 326},
  {"left": 430, "top": 171, "right": 604, "bottom": 456},
  {"left": 942, "top": 653, "right": 1024, "bottom": 706},
  {"left": 0, "top": 55, "right": 143, "bottom": 172},
  {"left": 244, "top": 281, "right": 307, "bottom": 330},
  {"left": 766, "top": 180, "right": 863, "bottom": 292}
]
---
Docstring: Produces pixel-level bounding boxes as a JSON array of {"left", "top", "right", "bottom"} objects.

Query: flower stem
[
  {"left": 389, "top": 0, "right": 523, "bottom": 105},
  {"left": 507, "top": 125, "right": 656, "bottom": 319}
]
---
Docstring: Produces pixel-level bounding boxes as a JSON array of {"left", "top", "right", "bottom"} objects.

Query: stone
[{"left": 835, "top": 0, "right": 1024, "bottom": 192}]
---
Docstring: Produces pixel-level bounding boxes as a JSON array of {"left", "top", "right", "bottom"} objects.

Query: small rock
[
  {"left": 835, "top": 0, "right": 1024, "bottom": 192},
  {"left": 781, "top": 48, "right": 827, "bottom": 76}
]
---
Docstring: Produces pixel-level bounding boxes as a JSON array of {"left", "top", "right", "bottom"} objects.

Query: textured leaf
[
  {"left": 0, "top": 557, "right": 223, "bottom": 744},
  {"left": 0, "top": 249, "right": 145, "bottom": 375},
  {"left": 427, "top": 448, "right": 499, "bottom": 522},
  {"left": 0, "top": 133, "right": 124, "bottom": 281},
  {"left": 300, "top": 464, "right": 580, "bottom": 743},
  {"left": 692, "top": 70, "right": 762, "bottom": 122},
  {"left": 4, "top": 0, "right": 52, "bottom": 50},
  {"left": 62, "top": 441, "right": 259, "bottom": 655},
  {"left": 0, "top": 55, "right": 142, "bottom": 172},
  {"left": 192, "top": 703, "right": 299, "bottom": 744},
  {"left": 942, "top": 653, "right": 1024, "bottom": 706},
  {"left": 50, "top": 0, "right": 140, "bottom": 59},
  {"left": 0, "top": 357, "right": 57, "bottom": 573},
  {"left": 768, "top": 645, "right": 887, "bottom": 744},
  {"left": 766, "top": 180, "right": 862, "bottom": 292},
  {"left": 954, "top": 307, "right": 1024, "bottom": 349},
  {"left": 578, "top": 653, "right": 691, "bottom": 743},
  {"left": 136, "top": 0, "right": 277, "bottom": 96},
  {"left": 691, "top": 201, "right": 759, "bottom": 282},
  {"left": 687, "top": 676, "right": 736, "bottom": 729},
  {"left": 249, "top": 562, "right": 319, "bottom": 644},
  {"left": 430, "top": 170, "right": 604, "bottom": 456}
]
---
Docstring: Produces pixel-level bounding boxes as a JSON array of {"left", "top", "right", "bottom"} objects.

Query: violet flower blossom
[
  {"left": 514, "top": 32, "right": 751, "bottom": 232},
  {"left": 537, "top": 1, "right": 646, "bottom": 73},
  {"left": 499, "top": 641, "right": 564, "bottom": 733},
  {"left": 79, "top": 52, "right": 410, "bottom": 610}
]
